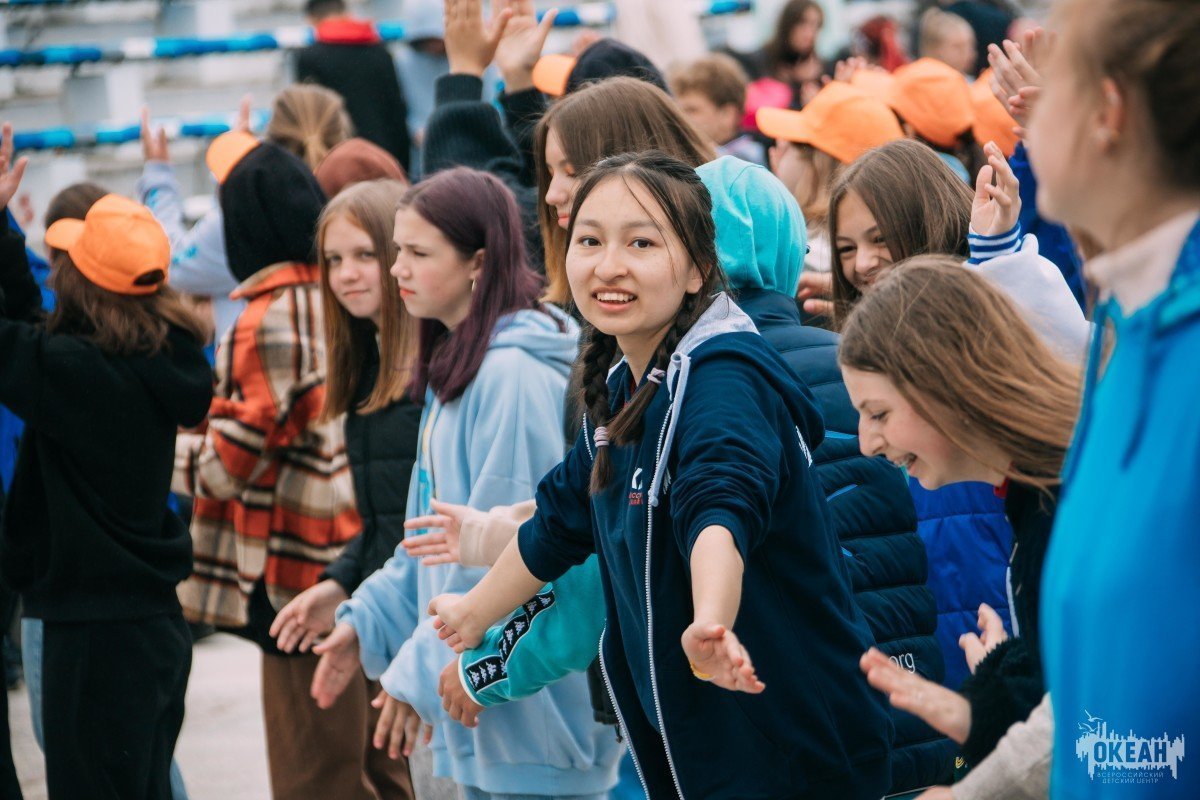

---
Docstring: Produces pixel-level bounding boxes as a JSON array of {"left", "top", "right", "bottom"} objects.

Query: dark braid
[{"left": 580, "top": 326, "right": 620, "bottom": 493}]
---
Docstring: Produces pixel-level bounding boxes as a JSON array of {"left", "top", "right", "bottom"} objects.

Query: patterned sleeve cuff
[{"left": 968, "top": 224, "right": 1023, "bottom": 264}]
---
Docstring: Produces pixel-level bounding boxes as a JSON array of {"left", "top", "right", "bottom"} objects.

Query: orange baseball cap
[
  {"left": 532, "top": 53, "right": 576, "bottom": 97},
  {"left": 44, "top": 194, "right": 170, "bottom": 296},
  {"left": 756, "top": 83, "right": 904, "bottom": 165},
  {"left": 886, "top": 57, "right": 974, "bottom": 149},
  {"left": 206, "top": 130, "right": 260, "bottom": 185},
  {"left": 971, "top": 68, "right": 1020, "bottom": 157},
  {"left": 849, "top": 68, "right": 895, "bottom": 102}
]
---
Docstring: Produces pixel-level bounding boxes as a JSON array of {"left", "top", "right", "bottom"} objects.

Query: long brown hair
[
  {"left": 568, "top": 151, "right": 726, "bottom": 494},
  {"left": 828, "top": 139, "right": 971, "bottom": 326},
  {"left": 317, "top": 180, "right": 417, "bottom": 419},
  {"left": 46, "top": 254, "right": 207, "bottom": 355},
  {"left": 267, "top": 84, "right": 353, "bottom": 171},
  {"left": 839, "top": 256, "right": 1081, "bottom": 488},
  {"left": 534, "top": 77, "right": 716, "bottom": 305},
  {"left": 765, "top": 0, "right": 825, "bottom": 75}
]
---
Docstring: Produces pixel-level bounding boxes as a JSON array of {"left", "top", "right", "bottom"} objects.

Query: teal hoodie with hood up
[{"left": 334, "top": 304, "right": 622, "bottom": 796}]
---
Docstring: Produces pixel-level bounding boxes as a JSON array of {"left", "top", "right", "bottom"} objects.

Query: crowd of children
[{"left": 0, "top": 0, "right": 1197, "bottom": 798}]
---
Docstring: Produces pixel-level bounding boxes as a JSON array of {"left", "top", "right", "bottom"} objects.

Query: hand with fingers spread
[
  {"left": 439, "top": 659, "right": 485, "bottom": 728},
  {"left": 796, "top": 270, "right": 835, "bottom": 318},
  {"left": 959, "top": 602, "right": 1009, "bottom": 674},
  {"left": 444, "top": 0, "right": 513, "bottom": 78},
  {"left": 372, "top": 690, "right": 433, "bottom": 759},
  {"left": 0, "top": 123, "right": 29, "bottom": 212},
  {"left": 269, "top": 579, "right": 349, "bottom": 653},
  {"left": 988, "top": 31, "right": 1047, "bottom": 131},
  {"left": 140, "top": 107, "right": 169, "bottom": 164},
  {"left": 402, "top": 499, "right": 480, "bottom": 565},
  {"left": 971, "top": 142, "right": 1022, "bottom": 237},
  {"left": 428, "top": 593, "right": 487, "bottom": 652},
  {"left": 860, "top": 647, "right": 972, "bottom": 744},
  {"left": 310, "top": 622, "right": 362, "bottom": 709},
  {"left": 681, "top": 622, "right": 765, "bottom": 694},
  {"left": 493, "top": 0, "right": 557, "bottom": 93}
]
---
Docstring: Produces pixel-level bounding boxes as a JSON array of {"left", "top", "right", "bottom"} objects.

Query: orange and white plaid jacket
[{"left": 173, "top": 262, "right": 361, "bottom": 628}]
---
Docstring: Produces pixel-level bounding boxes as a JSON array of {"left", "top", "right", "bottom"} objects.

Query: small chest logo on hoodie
[{"left": 629, "top": 468, "right": 645, "bottom": 506}]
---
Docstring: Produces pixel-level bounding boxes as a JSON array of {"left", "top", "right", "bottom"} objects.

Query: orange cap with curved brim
[
  {"left": 756, "top": 83, "right": 905, "bottom": 165},
  {"left": 44, "top": 194, "right": 170, "bottom": 296},
  {"left": 206, "top": 130, "right": 260, "bottom": 185},
  {"left": 849, "top": 68, "right": 895, "bottom": 102},
  {"left": 532, "top": 53, "right": 576, "bottom": 97},
  {"left": 971, "top": 68, "right": 1020, "bottom": 157},
  {"left": 886, "top": 57, "right": 974, "bottom": 149}
]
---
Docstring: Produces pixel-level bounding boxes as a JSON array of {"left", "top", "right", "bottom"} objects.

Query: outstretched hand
[
  {"left": 971, "top": 142, "right": 1021, "bottom": 237},
  {"left": 444, "top": 0, "right": 513, "bottom": 77},
  {"left": 959, "top": 602, "right": 1009, "bottom": 674},
  {"left": 860, "top": 647, "right": 971, "bottom": 744},
  {"left": 0, "top": 123, "right": 29, "bottom": 212},
  {"left": 681, "top": 622, "right": 765, "bottom": 694},
  {"left": 493, "top": 0, "right": 557, "bottom": 92},
  {"left": 988, "top": 29, "right": 1048, "bottom": 134},
  {"left": 439, "top": 659, "right": 485, "bottom": 728},
  {"left": 140, "top": 107, "right": 169, "bottom": 163},
  {"left": 372, "top": 690, "right": 432, "bottom": 759},
  {"left": 428, "top": 593, "right": 486, "bottom": 653},
  {"left": 402, "top": 499, "right": 480, "bottom": 565},
  {"left": 269, "top": 579, "right": 349, "bottom": 653},
  {"left": 310, "top": 622, "right": 361, "bottom": 709}
]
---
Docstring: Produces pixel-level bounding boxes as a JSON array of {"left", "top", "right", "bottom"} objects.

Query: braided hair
[{"left": 566, "top": 151, "right": 727, "bottom": 494}]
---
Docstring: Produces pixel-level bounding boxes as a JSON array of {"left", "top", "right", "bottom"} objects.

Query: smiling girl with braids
[{"left": 428, "top": 151, "right": 892, "bottom": 799}]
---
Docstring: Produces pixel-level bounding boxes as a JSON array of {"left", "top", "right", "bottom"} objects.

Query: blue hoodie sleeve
[
  {"left": 380, "top": 348, "right": 576, "bottom": 712},
  {"left": 668, "top": 355, "right": 787, "bottom": 564}
]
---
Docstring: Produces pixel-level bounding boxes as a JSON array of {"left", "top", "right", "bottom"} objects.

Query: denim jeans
[{"left": 22, "top": 618, "right": 189, "bottom": 799}]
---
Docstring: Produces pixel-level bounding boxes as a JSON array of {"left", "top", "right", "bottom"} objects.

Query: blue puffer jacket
[
  {"left": 739, "top": 289, "right": 954, "bottom": 792},
  {"left": 909, "top": 481, "right": 1013, "bottom": 691}
]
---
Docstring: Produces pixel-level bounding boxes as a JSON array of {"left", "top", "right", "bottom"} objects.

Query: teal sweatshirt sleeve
[
  {"left": 459, "top": 555, "right": 604, "bottom": 708},
  {"left": 379, "top": 348, "right": 575, "bottom": 717}
]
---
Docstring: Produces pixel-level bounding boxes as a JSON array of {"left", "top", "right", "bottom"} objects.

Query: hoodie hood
[
  {"left": 129, "top": 327, "right": 215, "bottom": 429},
  {"left": 490, "top": 304, "right": 580, "bottom": 381},
  {"left": 698, "top": 156, "right": 808, "bottom": 296},
  {"left": 220, "top": 142, "right": 327, "bottom": 283}
]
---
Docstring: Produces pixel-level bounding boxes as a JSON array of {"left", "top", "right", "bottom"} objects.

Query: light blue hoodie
[{"left": 335, "top": 305, "right": 622, "bottom": 796}]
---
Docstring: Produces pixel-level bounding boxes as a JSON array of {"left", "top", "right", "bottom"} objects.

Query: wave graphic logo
[{"left": 1076, "top": 712, "right": 1185, "bottom": 784}]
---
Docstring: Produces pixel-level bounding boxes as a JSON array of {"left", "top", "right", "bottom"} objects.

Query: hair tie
[
  {"left": 646, "top": 368, "right": 666, "bottom": 385},
  {"left": 593, "top": 426, "right": 610, "bottom": 448}
]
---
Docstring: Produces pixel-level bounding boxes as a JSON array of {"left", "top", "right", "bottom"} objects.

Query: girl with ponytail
[{"left": 428, "top": 151, "right": 893, "bottom": 799}]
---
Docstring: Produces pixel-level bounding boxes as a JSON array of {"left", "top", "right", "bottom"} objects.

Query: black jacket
[
  {"left": 422, "top": 74, "right": 545, "bottom": 275},
  {"left": 296, "top": 27, "right": 413, "bottom": 173},
  {"left": 0, "top": 216, "right": 213, "bottom": 622},
  {"left": 738, "top": 289, "right": 955, "bottom": 792},
  {"left": 322, "top": 342, "right": 422, "bottom": 593},
  {"left": 958, "top": 481, "right": 1054, "bottom": 766}
]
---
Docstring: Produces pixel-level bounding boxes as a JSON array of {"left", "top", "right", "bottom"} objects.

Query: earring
[{"left": 471, "top": 279, "right": 477, "bottom": 293}]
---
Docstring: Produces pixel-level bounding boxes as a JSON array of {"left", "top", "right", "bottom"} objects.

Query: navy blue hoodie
[{"left": 519, "top": 295, "right": 892, "bottom": 799}]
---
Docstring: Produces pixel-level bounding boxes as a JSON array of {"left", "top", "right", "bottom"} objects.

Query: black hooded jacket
[{"left": 0, "top": 214, "right": 213, "bottom": 621}]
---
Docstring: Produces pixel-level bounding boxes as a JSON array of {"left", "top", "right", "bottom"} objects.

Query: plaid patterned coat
[{"left": 173, "top": 262, "right": 361, "bottom": 627}]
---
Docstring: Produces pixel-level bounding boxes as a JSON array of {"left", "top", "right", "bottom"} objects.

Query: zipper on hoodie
[
  {"left": 597, "top": 627, "right": 650, "bottom": 797},
  {"left": 645, "top": 405, "right": 687, "bottom": 800}
]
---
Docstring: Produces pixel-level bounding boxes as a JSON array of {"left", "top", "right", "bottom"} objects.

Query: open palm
[
  {"left": 0, "top": 123, "right": 28, "bottom": 211},
  {"left": 493, "top": 0, "right": 557, "bottom": 87}
]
